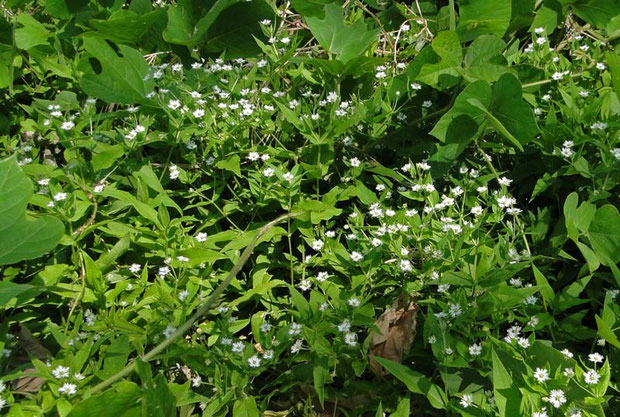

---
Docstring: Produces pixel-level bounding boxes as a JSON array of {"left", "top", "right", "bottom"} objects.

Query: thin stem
[{"left": 89, "top": 211, "right": 302, "bottom": 394}]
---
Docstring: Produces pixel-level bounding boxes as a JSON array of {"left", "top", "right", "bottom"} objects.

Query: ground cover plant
[{"left": 0, "top": 0, "right": 619, "bottom": 416}]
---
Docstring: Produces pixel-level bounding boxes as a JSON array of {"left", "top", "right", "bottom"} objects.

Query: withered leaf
[
  {"left": 368, "top": 293, "right": 418, "bottom": 376},
  {"left": 9, "top": 324, "right": 52, "bottom": 393}
]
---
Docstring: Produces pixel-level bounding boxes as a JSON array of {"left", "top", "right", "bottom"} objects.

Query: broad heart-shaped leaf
[
  {"left": 79, "top": 38, "right": 154, "bottom": 105},
  {"left": 14, "top": 14, "right": 50, "bottom": 50},
  {"left": 306, "top": 2, "right": 380, "bottom": 64},
  {"left": 463, "top": 35, "right": 513, "bottom": 82},
  {"left": 489, "top": 73, "right": 539, "bottom": 148},
  {"left": 572, "top": 0, "right": 620, "bottom": 30},
  {"left": 0, "top": 156, "right": 64, "bottom": 265},
  {"left": 588, "top": 205, "right": 620, "bottom": 266},
  {"left": 205, "top": 0, "right": 273, "bottom": 58},
  {"left": 66, "top": 381, "right": 141, "bottom": 417},
  {"left": 89, "top": 9, "right": 164, "bottom": 44},
  {"left": 456, "top": 0, "right": 512, "bottom": 42},
  {"left": 416, "top": 31, "right": 462, "bottom": 89},
  {"left": 162, "top": 0, "right": 239, "bottom": 46},
  {"left": 290, "top": 0, "right": 332, "bottom": 17}
]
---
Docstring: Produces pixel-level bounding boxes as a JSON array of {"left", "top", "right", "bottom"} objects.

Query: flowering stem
[{"left": 89, "top": 211, "right": 302, "bottom": 395}]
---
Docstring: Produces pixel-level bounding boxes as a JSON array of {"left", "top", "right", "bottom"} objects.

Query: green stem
[{"left": 89, "top": 211, "right": 302, "bottom": 395}]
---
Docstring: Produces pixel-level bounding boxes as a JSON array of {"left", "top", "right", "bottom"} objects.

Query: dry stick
[{"left": 90, "top": 211, "right": 302, "bottom": 394}]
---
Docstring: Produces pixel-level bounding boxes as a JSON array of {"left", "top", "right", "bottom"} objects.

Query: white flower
[
  {"left": 579, "top": 90, "right": 589, "bottom": 97},
  {"left": 129, "top": 263, "right": 142, "bottom": 274},
  {"left": 591, "top": 122, "right": 608, "bottom": 130},
  {"left": 410, "top": 83, "right": 422, "bottom": 90},
  {"left": 400, "top": 259, "right": 412, "bottom": 272},
  {"left": 53, "top": 192, "right": 68, "bottom": 201},
  {"left": 52, "top": 366, "right": 70, "bottom": 379},
  {"left": 195, "top": 232, "right": 208, "bottom": 242},
  {"left": 93, "top": 184, "right": 105, "bottom": 193},
  {"left": 349, "top": 157, "right": 361, "bottom": 167},
  {"left": 468, "top": 344, "right": 482, "bottom": 356},
  {"left": 283, "top": 172, "right": 294, "bottom": 182},
  {"left": 163, "top": 325, "right": 176, "bottom": 339},
  {"left": 459, "top": 394, "right": 475, "bottom": 408},
  {"left": 344, "top": 332, "right": 357, "bottom": 346},
  {"left": 192, "top": 109, "right": 205, "bottom": 118},
  {"left": 260, "top": 19, "right": 271, "bottom": 25},
  {"left": 232, "top": 341, "right": 245, "bottom": 353},
  {"left": 325, "top": 230, "right": 336, "bottom": 238},
  {"left": 262, "top": 167, "right": 274, "bottom": 177},
  {"left": 263, "top": 349, "right": 274, "bottom": 359},
  {"left": 73, "top": 373, "right": 85, "bottom": 381},
  {"left": 534, "top": 27, "right": 545, "bottom": 34},
  {"left": 311, "top": 239, "right": 324, "bottom": 251},
  {"left": 596, "top": 62, "right": 606, "bottom": 70},
  {"left": 248, "top": 355, "right": 261, "bottom": 368},
  {"left": 544, "top": 389, "right": 566, "bottom": 408},
  {"left": 561, "top": 348, "right": 574, "bottom": 359},
  {"left": 536, "top": 36, "right": 547, "bottom": 45},
  {"left": 178, "top": 290, "right": 189, "bottom": 301},
  {"left": 532, "top": 410, "right": 548, "bottom": 417},
  {"left": 348, "top": 297, "right": 360, "bottom": 307},
  {"left": 299, "top": 279, "right": 311, "bottom": 291},
  {"left": 168, "top": 99, "right": 181, "bottom": 110},
  {"left": 316, "top": 272, "right": 329, "bottom": 282},
  {"left": 58, "top": 383, "right": 77, "bottom": 396},
  {"left": 588, "top": 353, "right": 604, "bottom": 364},
  {"left": 169, "top": 165, "right": 180, "bottom": 180},
  {"left": 247, "top": 152, "right": 260, "bottom": 161},
  {"left": 350, "top": 251, "right": 363, "bottom": 262},
  {"left": 428, "top": 335, "right": 437, "bottom": 344},
  {"left": 470, "top": 206, "right": 483, "bottom": 216},
  {"left": 422, "top": 100, "right": 432, "bottom": 108},
  {"left": 584, "top": 369, "right": 600, "bottom": 384},
  {"left": 191, "top": 375, "right": 202, "bottom": 387},
  {"left": 517, "top": 337, "right": 530, "bottom": 348},
  {"left": 60, "top": 121, "right": 75, "bottom": 130},
  {"left": 563, "top": 367, "right": 575, "bottom": 377},
  {"left": 289, "top": 323, "right": 302, "bottom": 336},
  {"left": 498, "top": 176, "right": 512, "bottom": 186},
  {"left": 533, "top": 368, "right": 550, "bottom": 383}
]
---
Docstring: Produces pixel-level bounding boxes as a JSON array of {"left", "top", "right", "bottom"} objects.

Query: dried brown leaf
[
  {"left": 368, "top": 293, "right": 418, "bottom": 376},
  {"left": 8, "top": 324, "right": 52, "bottom": 393}
]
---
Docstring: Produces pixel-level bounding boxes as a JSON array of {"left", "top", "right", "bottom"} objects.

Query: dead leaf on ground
[
  {"left": 8, "top": 324, "right": 52, "bottom": 393},
  {"left": 368, "top": 293, "right": 418, "bottom": 376}
]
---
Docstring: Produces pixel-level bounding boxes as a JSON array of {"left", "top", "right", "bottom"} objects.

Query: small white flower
[
  {"left": 163, "top": 325, "right": 176, "bottom": 339},
  {"left": 350, "top": 251, "right": 363, "bottom": 262},
  {"left": 195, "top": 232, "right": 208, "bottom": 242},
  {"left": 534, "top": 27, "right": 545, "bottom": 34},
  {"left": 349, "top": 157, "right": 361, "bottom": 167},
  {"left": 178, "top": 290, "right": 189, "bottom": 301},
  {"left": 422, "top": 100, "right": 432, "bottom": 108},
  {"left": 348, "top": 297, "right": 360, "bottom": 307},
  {"left": 588, "top": 353, "right": 604, "bottom": 364},
  {"left": 468, "top": 344, "right": 482, "bottom": 356},
  {"left": 596, "top": 62, "right": 606, "bottom": 70},
  {"left": 459, "top": 394, "right": 475, "bottom": 408},
  {"left": 561, "top": 348, "right": 573, "bottom": 359},
  {"left": 191, "top": 375, "right": 202, "bottom": 387},
  {"left": 410, "top": 83, "right": 422, "bottom": 90},
  {"left": 283, "top": 172, "right": 294, "bottom": 182},
  {"left": 232, "top": 341, "right": 245, "bottom": 353},
  {"left": 58, "top": 383, "right": 77, "bottom": 396},
  {"left": 584, "top": 369, "right": 600, "bottom": 385},
  {"left": 428, "top": 335, "right": 437, "bottom": 344},
  {"left": 533, "top": 367, "right": 550, "bottom": 383},
  {"left": 544, "top": 389, "right": 566, "bottom": 408},
  {"left": 248, "top": 355, "right": 261, "bottom": 368},
  {"left": 168, "top": 99, "right": 181, "bottom": 110},
  {"left": 52, "top": 366, "right": 70, "bottom": 379},
  {"left": 311, "top": 239, "right": 324, "bottom": 251},
  {"left": 517, "top": 337, "right": 530, "bottom": 348},
  {"left": 60, "top": 121, "right": 75, "bottom": 130},
  {"left": 262, "top": 167, "right": 274, "bottom": 177},
  {"left": 344, "top": 332, "right": 357, "bottom": 346},
  {"left": 158, "top": 266, "right": 170, "bottom": 276}
]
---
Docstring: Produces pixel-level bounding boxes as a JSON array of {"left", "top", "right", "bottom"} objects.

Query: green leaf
[
  {"left": 530, "top": 0, "right": 563, "bottom": 34},
  {"left": 588, "top": 205, "right": 620, "bottom": 266},
  {"left": 417, "top": 30, "right": 462, "bottom": 88},
  {"left": 391, "top": 397, "right": 410, "bottom": 417},
  {"left": 89, "top": 10, "right": 164, "bottom": 44},
  {"left": 205, "top": 0, "right": 273, "bottom": 58},
  {"left": 456, "top": 0, "right": 512, "bottom": 41},
  {"left": 532, "top": 265, "right": 554, "bottom": 304},
  {"left": 67, "top": 382, "right": 141, "bottom": 417},
  {"left": 215, "top": 154, "right": 242, "bottom": 177},
  {"left": 595, "top": 315, "right": 620, "bottom": 348},
  {"left": 572, "top": 0, "right": 620, "bottom": 30},
  {"left": 163, "top": 0, "right": 239, "bottom": 46},
  {"left": 79, "top": 38, "right": 154, "bottom": 105},
  {"left": 143, "top": 373, "right": 176, "bottom": 417},
  {"left": 372, "top": 357, "right": 447, "bottom": 409},
  {"left": 0, "top": 281, "right": 37, "bottom": 305},
  {"left": 14, "top": 14, "right": 50, "bottom": 50},
  {"left": 92, "top": 143, "right": 125, "bottom": 171},
  {"left": 45, "top": 0, "right": 89, "bottom": 19},
  {"left": 492, "top": 349, "right": 522, "bottom": 417},
  {"left": 0, "top": 156, "right": 64, "bottom": 265},
  {"left": 491, "top": 73, "right": 538, "bottom": 143},
  {"left": 306, "top": 2, "right": 380, "bottom": 64},
  {"left": 232, "top": 397, "right": 259, "bottom": 417},
  {"left": 606, "top": 52, "right": 620, "bottom": 101},
  {"left": 463, "top": 35, "right": 512, "bottom": 82},
  {"left": 313, "top": 355, "right": 329, "bottom": 407},
  {"left": 290, "top": 0, "right": 332, "bottom": 17}
]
